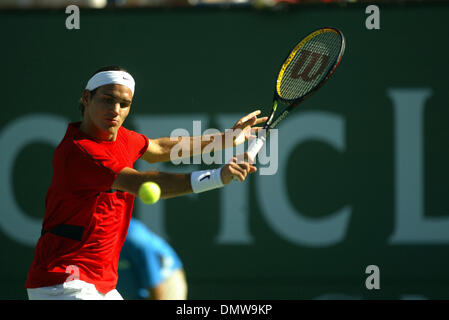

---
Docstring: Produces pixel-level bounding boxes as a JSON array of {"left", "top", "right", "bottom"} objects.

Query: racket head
[{"left": 274, "top": 27, "right": 345, "bottom": 106}]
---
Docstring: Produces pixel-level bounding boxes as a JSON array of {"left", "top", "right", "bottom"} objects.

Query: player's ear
[{"left": 82, "top": 89, "right": 92, "bottom": 108}]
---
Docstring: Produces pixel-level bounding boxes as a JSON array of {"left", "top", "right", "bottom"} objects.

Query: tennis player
[
  {"left": 25, "top": 65, "right": 266, "bottom": 300},
  {"left": 117, "top": 218, "right": 187, "bottom": 300}
]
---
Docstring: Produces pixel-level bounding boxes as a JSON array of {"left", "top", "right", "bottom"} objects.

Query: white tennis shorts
[{"left": 27, "top": 280, "right": 123, "bottom": 300}]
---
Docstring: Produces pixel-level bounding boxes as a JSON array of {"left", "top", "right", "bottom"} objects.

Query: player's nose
[{"left": 110, "top": 102, "right": 120, "bottom": 115}]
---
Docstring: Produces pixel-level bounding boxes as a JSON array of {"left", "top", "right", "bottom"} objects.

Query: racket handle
[
  {"left": 247, "top": 136, "right": 266, "bottom": 162},
  {"left": 232, "top": 135, "right": 266, "bottom": 182}
]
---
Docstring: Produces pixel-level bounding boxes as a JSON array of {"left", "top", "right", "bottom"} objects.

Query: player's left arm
[
  {"left": 140, "top": 110, "right": 267, "bottom": 164},
  {"left": 112, "top": 155, "right": 256, "bottom": 199}
]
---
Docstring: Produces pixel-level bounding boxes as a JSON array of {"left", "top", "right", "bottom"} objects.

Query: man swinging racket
[{"left": 25, "top": 65, "right": 267, "bottom": 300}]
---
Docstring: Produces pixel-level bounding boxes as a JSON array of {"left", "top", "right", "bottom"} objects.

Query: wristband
[{"left": 191, "top": 168, "right": 224, "bottom": 193}]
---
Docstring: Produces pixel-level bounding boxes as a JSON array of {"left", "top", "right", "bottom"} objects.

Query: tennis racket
[{"left": 247, "top": 27, "right": 346, "bottom": 162}]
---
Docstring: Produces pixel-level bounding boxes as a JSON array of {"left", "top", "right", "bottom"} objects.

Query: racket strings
[{"left": 277, "top": 31, "right": 342, "bottom": 101}]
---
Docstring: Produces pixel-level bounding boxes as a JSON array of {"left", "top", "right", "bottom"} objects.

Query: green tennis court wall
[{"left": 0, "top": 4, "right": 448, "bottom": 299}]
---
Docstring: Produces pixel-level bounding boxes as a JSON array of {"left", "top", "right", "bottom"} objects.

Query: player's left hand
[
  {"left": 229, "top": 110, "right": 268, "bottom": 147},
  {"left": 221, "top": 152, "right": 257, "bottom": 184}
]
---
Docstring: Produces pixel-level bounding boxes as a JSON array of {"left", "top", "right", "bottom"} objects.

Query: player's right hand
[{"left": 221, "top": 152, "right": 257, "bottom": 184}]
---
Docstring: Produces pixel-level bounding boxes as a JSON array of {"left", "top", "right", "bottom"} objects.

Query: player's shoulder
[
  {"left": 118, "top": 126, "right": 149, "bottom": 160},
  {"left": 54, "top": 122, "right": 82, "bottom": 153},
  {"left": 56, "top": 122, "right": 112, "bottom": 162},
  {"left": 118, "top": 125, "right": 146, "bottom": 142}
]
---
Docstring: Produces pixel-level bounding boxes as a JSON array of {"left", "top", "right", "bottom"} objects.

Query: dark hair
[{"left": 79, "top": 65, "right": 130, "bottom": 116}]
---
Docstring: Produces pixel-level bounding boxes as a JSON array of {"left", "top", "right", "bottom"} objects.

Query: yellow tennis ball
[{"left": 138, "top": 182, "right": 161, "bottom": 205}]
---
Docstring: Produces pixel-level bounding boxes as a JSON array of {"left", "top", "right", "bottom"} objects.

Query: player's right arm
[
  {"left": 111, "top": 155, "right": 257, "bottom": 199},
  {"left": 140, "top": 111, "right": 267, "bottom": 164}
]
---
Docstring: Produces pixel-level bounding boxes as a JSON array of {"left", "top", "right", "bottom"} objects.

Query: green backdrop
[{"left": 0, "top": 3, "right": 448, "bottom": 299}]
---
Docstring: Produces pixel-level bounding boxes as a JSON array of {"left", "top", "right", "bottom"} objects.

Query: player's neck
[{"left": 80, "top": 120, "right": 118, "bottom": 141}]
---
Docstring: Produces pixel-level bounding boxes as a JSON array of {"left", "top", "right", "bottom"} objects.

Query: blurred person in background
[{"left": 117, "top": 218, "right": 187, "bottom": 300}]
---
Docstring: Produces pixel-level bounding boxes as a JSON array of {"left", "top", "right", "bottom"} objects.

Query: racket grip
[
  {"left": 232, "top": 135, "right": 266, "bottom": 182},
  {"left": 247, "top": 136, "right": 266, "bottom": 162}
]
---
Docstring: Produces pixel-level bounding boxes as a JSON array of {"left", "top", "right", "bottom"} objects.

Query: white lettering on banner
[
  {"left": 256, "top": 112, "right": 351, "bottom": 247},
  {"left": 0, "top": 114, "right": 68, "bottom": 246},
  {"left": 388, "top": 88, "right": 449, "bottom": 244},
  {"left": 0, "top": 89, "right": 446, "bottom": 248},
  {"left": 214, "top": 114, "right": 254, "bottom": 244},
  {"left": 133, "top": 115, "right": 208, "bottom": 240}
]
